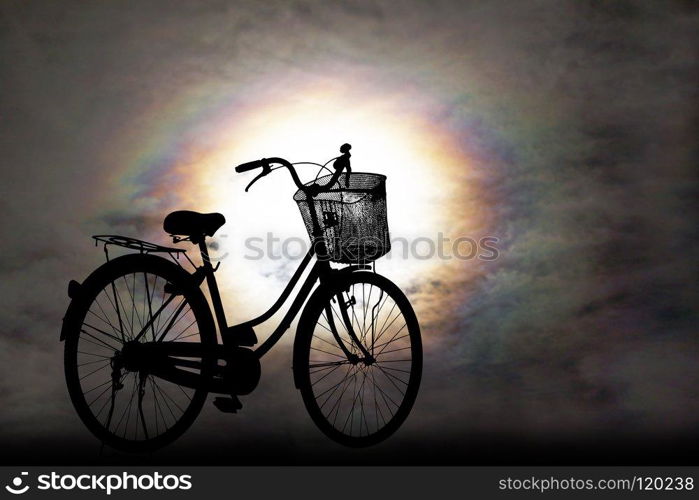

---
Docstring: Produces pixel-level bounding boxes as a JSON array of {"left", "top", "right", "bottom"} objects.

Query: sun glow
[{"left": 170, "top": 82, "right": 477, "bottom": 327}]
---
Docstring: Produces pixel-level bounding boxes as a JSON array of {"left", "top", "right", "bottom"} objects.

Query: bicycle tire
[
  {"left": 63, "top": 254, "right": 216, "bottom": 452},
  {"left": 295, "top": 271, "right": 422, "bottom": 447}
]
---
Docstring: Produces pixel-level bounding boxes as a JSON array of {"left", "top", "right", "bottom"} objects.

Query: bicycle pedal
[{"left": 213, "top": 396, "right": 243, "bottom": 414}]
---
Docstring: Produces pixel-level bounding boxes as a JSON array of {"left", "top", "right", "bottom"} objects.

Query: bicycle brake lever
[{"left": 244, "top": 163, "right": 271, "bottom": 192}]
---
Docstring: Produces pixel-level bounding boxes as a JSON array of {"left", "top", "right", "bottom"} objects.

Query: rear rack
[
  {"left": 92, "top": 235, "right": 185, "bottom": 254},
  {"left": 92, "top": 235, "right": 198, "bottom": 270}
]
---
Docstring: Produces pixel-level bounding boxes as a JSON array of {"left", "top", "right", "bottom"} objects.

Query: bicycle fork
[{"left": 326, "top": 291, "right": 376, "bottom": 365}]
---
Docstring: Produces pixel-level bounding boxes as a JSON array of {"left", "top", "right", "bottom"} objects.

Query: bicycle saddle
[{"left": 163, "top": 210, "right": 225, "bottom": 240}]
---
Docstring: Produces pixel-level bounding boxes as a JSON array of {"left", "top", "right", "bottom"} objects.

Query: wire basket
[{"left": 293, "top": 172, "right": 391, "bottom": 264}]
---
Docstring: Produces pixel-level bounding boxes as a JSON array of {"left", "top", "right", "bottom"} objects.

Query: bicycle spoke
[
  {"left": 315, "top": 366, "right": 353, "bottom": 402},
  {"left": 166, "top": 331, "right": 200, "bottom": 342},
  {"left": 151, "top": 379, "right": 178, "bottom": 423},
  {"left": 310, "top": 346, "right": 346, "bottom": 358},
  {"left": 312, "top": 333, "right": 347, "bottom": 352},
  {"left": 87, "top": 379, "right": 117, "bottom": 408},
  {"left": 112, "top": 278, "right": 135, "bottom": 341},
  {"left": 373, "top": 333, "right": 409, "bottom": 351},
  {"left": 79, "top": 330, "right": 119, "bottom": 352},
  {"left": 329, "top": 302, "right": 352, "bottom": 340},
  {"left": 107, "top": 279, "right": 126, "bottom": 341},
  {"left": 372, "top": 306, "right": 402, "bottom": 347},
  {"left": 317, "top": 366, "right": 357, "bottom": 411},
  {"left": 360, "top": 368, "right": 370, "bottom": 436},
  {"left": 133, "top": 293, "right": 177, "bottom": 342},
  {"left": 79, "top": 362, "right": 111, "bottom": 381},
  {"left": 369, "top": 367, "right": 395, "bottom": 420},
  {"left": 360, "top": 284, "right": 368, "bottom": 340},
  {"left": 311, "top": 363, "right": 345, "bottom": 386},
  {"left": 375, "top": 323, "right": 408, "bottom": 357},
  {"left": 112, "top": 375, "right": 137, "bottom": 436},
  {"left": 167, "top": 316, "right": 197, "bottom": 342},
  {"left": 309, "top": 360, "right": 351, "bottom": 369},
  {"left": 320, "top": 310, "right": 353, "bottom": 347},
  {"left": 88, "top": 299, "right": 123, "bottom": 340},
  {"left": 150, "top": 377, "right": 162, "bottom": 435},
  {"left": 77, "top": 351, "right": 111, "bottom": 359},
  {"left": 368, "top": 368, "right": 386, "bottom": 428},
  {"left": 378, "top": 345, "right": 411, "bottom": 356},
  {"left": 154, "top": 278, "right": 167, "bottom": 334},
  {"left": 370, "top": 370, "right": 401, "bottom": 409},
  {"left": 368, "top": 292, "right": 392, "bottom": 338},
  {"left": 82, "top": 322, "right": 124, "bottom": 345},
  {"left": 309, "top": 364, "right": 340, "bottom": 374},
  {"left": 144, "top": 272, "right": 156, "bottom": 342},
  {"left": 161, "top": 306, "right": 194, "bottom": 339},
  {"left": 328, "top": 366, "right": 359, "bottom": 426},
  {"left": 149, "top": 376, "right": 170, "bottom": 430},
  {"left": 137, "top": 375, "right": 149, "bottom": 440},
  {"left": 172, "top": 379, "right": 193, "bottom": 402},
  {"left": 372, "top": 300, "right": 398, "bottom": 342},
  {"left": 155, "top": 298, "right": 187, "bottom": 342},
  {"left": 350, "top": 302, "right": 362, "bottom": 341},
  {"left": 342, "top": 367, "right": 369, "bottom": 434},
  {"left": 122, "top": 377, "right": 139, "bottom": 438},
  {"left": 121, "top": 275, "right": 138, "bottom": 336},
  {"left": 375, "top": 365, "right": 408, "bottom": 392},
  {"left": 377, "top": 365, "right": 412, "bottom": 375},
  {"left": 131, "top": 273, "right": 144, "bottom": 331},
  {"left": 344, "top": 367, "right": 359, "bottom": 435},
  {"left": 77, "top": 358, "right": 111, "bottom": 368},
  {"left": 152, "top": 378, "right": 185, "bottom": 415},
  {"left": 94, "top": 387, "right": 116, "bottom": 418}
]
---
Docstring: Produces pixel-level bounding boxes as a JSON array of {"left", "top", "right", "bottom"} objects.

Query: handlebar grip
[{"left": 235, "top": 160, "right": 263, "bottom": 173}]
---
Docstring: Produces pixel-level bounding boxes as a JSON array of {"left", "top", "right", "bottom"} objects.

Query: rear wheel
[
  {"left": 296, "top": 272, "right": 422, "bottom": 447},
  {"left": 64, "top": 254, "right": 215, "bottom": 452}
]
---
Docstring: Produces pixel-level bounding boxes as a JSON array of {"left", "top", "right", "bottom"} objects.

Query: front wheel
[{"left": 295, "top": 272, "right": 422, "bottom": 447}]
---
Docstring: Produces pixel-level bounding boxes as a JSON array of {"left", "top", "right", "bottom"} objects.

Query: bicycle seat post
[{"left": 197, "top": 236, "right": 228, "bottom": 332}]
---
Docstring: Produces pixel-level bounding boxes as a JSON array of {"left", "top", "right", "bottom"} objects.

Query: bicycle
[{"left": 60, "top": 143, "right": 422, "bottom": 452}]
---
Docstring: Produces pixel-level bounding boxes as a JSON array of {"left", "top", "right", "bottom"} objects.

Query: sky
[{"left": 0, "top": 0, "right": 697, "bottom": 463}]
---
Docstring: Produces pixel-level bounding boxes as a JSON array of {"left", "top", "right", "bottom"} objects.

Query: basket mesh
[{"left": 293, "top": 172, "right": 390, "bottom": 264}]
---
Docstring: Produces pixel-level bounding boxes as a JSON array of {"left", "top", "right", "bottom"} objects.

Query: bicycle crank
[{"left": 216, "top": 347, "right": 261, "bottom": 396}]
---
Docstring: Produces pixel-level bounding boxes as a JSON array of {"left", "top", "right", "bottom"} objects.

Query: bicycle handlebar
[
  {"left": 234, "top": 143, "right": 352, "bottom": 195},
  {"left": 234, "top": 159, "right": 265, "bottom": 173}
]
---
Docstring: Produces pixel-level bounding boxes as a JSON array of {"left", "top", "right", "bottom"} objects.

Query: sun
[{"left": 175, "top": 81, "right": 474, "bottom": 325}]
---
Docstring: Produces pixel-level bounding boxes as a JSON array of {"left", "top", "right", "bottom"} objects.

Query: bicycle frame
[
  {"left": 200, "top": 237, "right": 373, "bottom": 357},
  {"left": 123, "top": 241, "right": 370, "bottom": 394},
  {"left": 197, "top": 172, "right": 372, "bottom": 358},
  {"left": 203, "top": 238, "right": 325, "bottom": 358}
]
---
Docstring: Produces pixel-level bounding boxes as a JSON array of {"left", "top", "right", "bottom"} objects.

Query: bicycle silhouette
[{"left": 60, "top": 144, "right": 422, "bottom": 452}]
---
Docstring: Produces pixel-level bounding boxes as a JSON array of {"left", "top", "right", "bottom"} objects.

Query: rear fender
[
  {"left": 59, "top": 253, "right": 203, "bottom": 342},
  {"left": 60, "top": 280, "right": 85, "bottom": 341}
]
